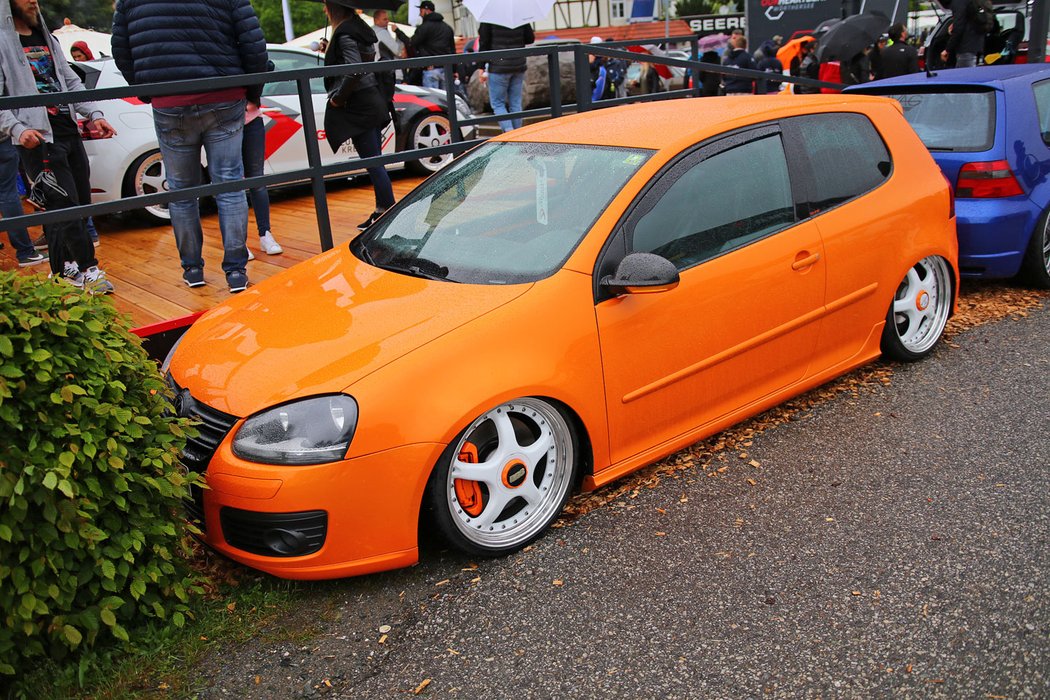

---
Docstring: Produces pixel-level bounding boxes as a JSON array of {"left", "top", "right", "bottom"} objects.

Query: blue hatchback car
[{"left": 848, "top": 65, "right": 1050, "bottom": 287}]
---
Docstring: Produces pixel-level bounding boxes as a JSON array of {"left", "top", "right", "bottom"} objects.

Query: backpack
[{"left": 971, "top": 0, "right": 995, "bottom": 34}]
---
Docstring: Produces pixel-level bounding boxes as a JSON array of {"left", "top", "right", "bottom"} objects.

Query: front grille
[
  {"left": 168, "top": 376, "right": 239, "bottom": 533},
  {"left": 220, "top": 508, "right": 328, "bottom": 557}
]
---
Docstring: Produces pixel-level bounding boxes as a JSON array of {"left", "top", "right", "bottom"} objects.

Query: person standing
[
  {"left": 879, "top": 23, "right": 920, "bottom": 79},
  {"left": 243, "top": 97, "right": 283, "bottom": 257},
  {"left": 941, "top": 0, "right": 986, "bottom": 68},
  {"left": 0, "top": 0, "right": 115, "bottom": 292},
  {"left": 478, "top": 21, "right": 534, "bottom": 132},
  {"left": 111, "top": 0, "right": 267, "bottom": 292},
  {"left": 323, "top": 0, "right": 394, "bottom": 231},
  {"left": 410, "top": 0, "right": 455, "bottom": 89},
  {"left": 722, "top": 34, "right": 755, "bottom": 95},
  {"left": 0, "top": 140, "right": 47, "bottom": 267}
]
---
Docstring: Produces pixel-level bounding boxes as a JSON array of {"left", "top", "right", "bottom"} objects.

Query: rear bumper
[{"left": 956, "top": 197, "right": 1040, "bottom": 279}]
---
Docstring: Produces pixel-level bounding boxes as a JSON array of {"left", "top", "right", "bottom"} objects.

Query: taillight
[
  {"left": 77, "top": 119, "right": 105, "bottom": 140},
  {"left": 956, "top": 160, "right": 1024, "bottom": 198}
]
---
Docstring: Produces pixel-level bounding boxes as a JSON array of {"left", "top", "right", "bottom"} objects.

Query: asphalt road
[{"left": 196, "top": 301, "right": 1049, "bottom": 699}]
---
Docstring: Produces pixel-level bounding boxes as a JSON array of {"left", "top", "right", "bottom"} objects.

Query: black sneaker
[
  {"left": 17, "top": 250, "right": 48, "bottom": 267},
  {"left": 183, "top": 267, "right": 206, "bottom": 288},
  {"left": 357, "top": 210, "right": 386, "bottom": 231},
  {"left": 227, "top": 270, "right": 249, "bottom": 293},
  {"left": 32, "top": 234, "right": 48, "bottom": 251}
]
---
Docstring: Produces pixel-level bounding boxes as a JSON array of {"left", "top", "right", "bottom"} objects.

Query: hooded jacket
[
  {"left": 411, "top": 12, "right": 455, "bottom": 59},
  {"left": 478, "top": 22, "right": 535, "bottom": 74},
  {"left": 0, "top": 3, "right": 104, "bottom": 144}
]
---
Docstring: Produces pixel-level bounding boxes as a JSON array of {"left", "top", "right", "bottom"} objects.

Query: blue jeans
[
  {"left": 242, "top": 117, "right": 270, "bottom": 236},
  {"left": 487, "top": 71, "right": 525, "bottom": 132},
  {"left": 0, "top": 140, "right": 35, "bottom": 259},
  {"left": 350, "top": 128, "right": 395, "bottom": 210},
  {"left": 152, "top": 100, "right": 249, "bottom": 274},
  {"left": 423, "top": 68, "right": 444, "bottom": 89}
]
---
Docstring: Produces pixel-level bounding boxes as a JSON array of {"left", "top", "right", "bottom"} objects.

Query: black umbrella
[
  {"left": 815, "top": 13, "right": 890, "bottom": 62},
  {"left": 812, "top": 17, "right": 840, "bottom": 39}
]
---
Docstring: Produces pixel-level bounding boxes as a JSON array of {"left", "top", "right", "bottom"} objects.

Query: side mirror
[{"left": 600, "top": 253, "right": 680, "bottom": 296}]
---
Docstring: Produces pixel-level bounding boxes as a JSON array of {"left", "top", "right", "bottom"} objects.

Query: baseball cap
[{"left": 418, "top": 1, "right": 435, "bottom": 9}]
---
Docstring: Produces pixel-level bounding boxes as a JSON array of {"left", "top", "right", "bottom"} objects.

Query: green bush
[{"left": 0, "top": 271, "right": 202, "bottom": 684}]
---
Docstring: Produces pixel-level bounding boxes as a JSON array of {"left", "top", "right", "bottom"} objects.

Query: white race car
[{"left": 73, "top": 45, "right": 476, "bottom": 222}]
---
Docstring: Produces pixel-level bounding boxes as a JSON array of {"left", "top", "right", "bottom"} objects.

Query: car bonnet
[{"left": 168, "top": 245, "right": 531, "bottom": 417}]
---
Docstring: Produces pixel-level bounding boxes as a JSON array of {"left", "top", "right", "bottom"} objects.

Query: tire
[
  {"left": 405, "top": 112, "right": 454, "bottom": 175},
  {"left": 1019, "top": 207, "right": 1050, "bottom": 289},
  {"left": 425, "top": 398, "right": 578, "bottom": 557},
  {"left": 880, "top": 256, "right": 953, "bottom": 362},
  {"left": 123, "top": 150, "right": 171, "bottom": 224}
]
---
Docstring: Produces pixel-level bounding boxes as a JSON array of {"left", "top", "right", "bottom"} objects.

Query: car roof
[
  {"left": 852, "top": 64, "right": 1050, "bottom": 92},
  {"left": 500, "top": 95, "right": 898, "bottom": 150}
]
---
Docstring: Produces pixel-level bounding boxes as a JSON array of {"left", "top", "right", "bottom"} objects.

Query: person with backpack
[
  {"left": 478, "top": 21, "right": 534, "bottom": 132},
  {"left": 941, "top": 0, "right": 989, "bottom": 68}
]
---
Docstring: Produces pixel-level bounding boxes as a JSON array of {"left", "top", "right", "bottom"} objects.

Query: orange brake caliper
[{"left": 454, "top": 442, "right": 484, "bottom": 517}]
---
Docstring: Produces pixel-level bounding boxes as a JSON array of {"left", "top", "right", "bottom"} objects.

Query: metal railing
[{"left": 0, "top": 36, "right": 843, "bottom": 249}]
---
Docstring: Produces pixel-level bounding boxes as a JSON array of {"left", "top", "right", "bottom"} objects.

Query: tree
[
  {"left": 673, "top": 0, "right": 731, "bottom": 18},
  {"left": 253, "top": 0, "right": 327, "bottom": 44}
]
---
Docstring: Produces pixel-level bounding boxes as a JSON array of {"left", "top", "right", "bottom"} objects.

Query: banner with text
[{"left": 745, "top": 0, "right": 905, "bottom": 52}]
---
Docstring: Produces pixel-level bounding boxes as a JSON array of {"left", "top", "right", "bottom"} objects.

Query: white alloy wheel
[
  {"left": 883, "top": 256, "right": 952, "bottom": 361},
  {"left": 439, "top": 398, "right": 576, "bottom": 553},
  {"left": 407, "top": 113, "right": 453, "bottom": 174},
  {"left": 127, "top": 150, "right": 171, "bottom": 223}
]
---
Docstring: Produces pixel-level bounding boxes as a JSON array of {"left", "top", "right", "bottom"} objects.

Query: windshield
[
  {"left": 354, "top": 141, "right": 653, "bottom": 284},
  {"left": 881, "top": 89, "right": 996, "bottom": 152}
]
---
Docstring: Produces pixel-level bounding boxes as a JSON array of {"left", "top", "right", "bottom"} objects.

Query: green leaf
[
  {"left": 62, "top": 624, "right": 83, "bottom": 647},
  {"left": 100, "top": 560, "right": 116, "bottom": 580},
  {"left": 42, "top": 472, "right": 58, "bottom": 490},
  {"left": 57, "top": 480, "right": 74, "bottom": 498},
  {"left": 99, "top": 608, "right": 116, "bottom": 627},
  {"left": 0, "top": 524, "right": 12, "bottom": 542}
]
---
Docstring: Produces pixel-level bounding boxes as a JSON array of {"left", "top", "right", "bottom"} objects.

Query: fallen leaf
[
  {"left": 158, "top": 683, "right": 169, "bottom": 690},
  {"left": 413, "top": 679, "right": 432, "bottom": 695},
  {"left": 905, "top": 664, "right": 913, "bottom": 673},
  {"left": 435, "top": 579, "right": 450, "bottom": 587},
  {"left": 323, "top": 679, "right": 333, "bottom": 688},
  {"left": 552, "top": 579, "right": 564, "bottom": 586},
  {"left": 738, "top": 452, "right": 748, "bottom": 459},
  {"left": 656, "top": 508, "right": 666, "bottom": 514},
  {"left": 655, "top": 531, "right": 666, "bottom": 536},
  {"left": 746, "top": 478, "right": 756, "bottom": 486},
  {"left": 379, "top": 625, "right": 392, "bottom": 634},
  {"left": 851, "top": 591, "right": 862, "bottom": 596},
  {"left": 749, "top": 459, "right": 761, "bottom": 468},
  {"left": 226, "top": 602, "right": 236, "bottom": 612},
  {"left": 379, "top": 634, "right": 388, "bottom": 644},
  {"left": 447, "top": 648, "right": 460, "bottom": 655},
  {"left": 825, "top": 517, "right": 835, "bottom": 522}
]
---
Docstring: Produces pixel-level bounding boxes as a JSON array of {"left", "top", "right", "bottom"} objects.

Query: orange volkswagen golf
[{"left": 164, "top": 96, "right": 958, "bottom": 579}]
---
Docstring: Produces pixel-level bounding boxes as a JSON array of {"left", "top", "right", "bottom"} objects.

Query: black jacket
[
  {"left": 946, "top": 0, "right": 986, "bottom": 58},
  {"left": 411, "top": 12, "right": 455, "bottom": 58},
  {"left": 878, "top": 42, "right": 919, "bottom": 78},
  {"left": 323, "top": 15, "right": 390, "bottom": 152},
  {"left": 722, "top": 47, "right": 755, "bottom": 94},
  {"left": 478, "top": 23, "right": 535, "bottom": 74}
]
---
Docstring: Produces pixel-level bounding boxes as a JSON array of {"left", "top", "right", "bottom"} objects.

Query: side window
[
  {"left": 1034, "top": 79, "right": 1050, "bottom": 146},
  {"left": 264, "top": 51, "right": 326, "bottom": 97},
  {"left": 629, "top": 134, "right": 795, "bottom": 271},
  {"left": 789, "top": 113, "right": 891, "bottom": 214}
]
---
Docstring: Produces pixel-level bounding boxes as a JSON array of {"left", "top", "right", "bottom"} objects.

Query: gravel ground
[{"left": 193, "top": 302, "right": 1049, "bottom": 699}]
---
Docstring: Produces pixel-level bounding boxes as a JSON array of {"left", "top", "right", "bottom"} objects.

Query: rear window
[
  {"left": 881, "top": 90, "right": 996, "bottom": 152},
  {"left": 1034, "top": 79, "right": 1050, "bottom": 146}
]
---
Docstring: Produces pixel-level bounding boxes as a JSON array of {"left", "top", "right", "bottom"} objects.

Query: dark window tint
[
  {"left": 791, "top": 113, "right": 891, "bottom": 213},
  {"left": 630, "top": 134, "right": 795, "bottom": 270},
  {"left": 882, "top": 90, "right": 995, "bottom": 152},
  {"left": 1034, "top": 79, "right": 1050, "bottom": 146}
]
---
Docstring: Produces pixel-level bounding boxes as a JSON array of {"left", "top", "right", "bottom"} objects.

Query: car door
[
  {"left": 780, "top": 113, "right": 896, "bottom": 369},
  {"left": 595, "top": 124, "right": 826, "bottom": 467}
]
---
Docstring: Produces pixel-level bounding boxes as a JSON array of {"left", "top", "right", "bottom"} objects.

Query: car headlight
[
  {"left": 232, "top": 395, "right": 359, "bottom": 465},
  {"left": 160, "top": 334, "right": 185, "bottom": 375}
]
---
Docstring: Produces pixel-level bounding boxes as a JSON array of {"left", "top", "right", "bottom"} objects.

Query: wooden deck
[{"left": 0, "top": 172, "right": 427, "bottom": 329}]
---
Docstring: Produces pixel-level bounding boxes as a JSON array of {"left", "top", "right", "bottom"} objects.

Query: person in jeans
[
  {"left": 0, "top": 0, "right": 115, "bottom": 293},
  {"left": 410, "top": 1, "right": 455, "bottom": 89},
  {"left": 323, "top": 0, "right": 395, "bottom": 231},
  {"left": 0, "top": 140, "right": 47, "bottom": 266},
  {"left": 941, "top": 0, "right": 985, "bottom": 68},
  {"left": 111, "top": 0, "right": 267, "bottom": 293},
  {"left": 242, "top": 64, "right": 282, "bottom": 257},
  {"left": 478, "top": 21, "right": 535, "bottom": 132}
]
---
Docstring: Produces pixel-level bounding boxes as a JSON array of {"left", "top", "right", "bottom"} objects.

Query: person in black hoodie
[
  {"left": 410, "top": 1, "right": 455, "bottom": 88},
  {"left": 721, "top": 34, "right": 755, "bottom": 95},
  {"left": 478, "top": 21, "right": 535, "bottom": 132},
  {"left": 941, "top": 0, "right": 986, "bottom": 67},
  {"left": 323, "top": 0, "right": 394, "bottom": 230}
]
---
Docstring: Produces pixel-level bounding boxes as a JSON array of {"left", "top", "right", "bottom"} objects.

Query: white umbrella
[{"left": 462, "top": 0, "right": 555, "bottom": 28}]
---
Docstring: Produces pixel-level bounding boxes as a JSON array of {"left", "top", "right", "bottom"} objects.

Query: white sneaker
[
  {"left": 49, "top": 260, "right": 84, "bottom": 288},
  {"left": 259, "top": 231, "right": 283, "bottom": 255},
  {"left": 83, "top": 266, "right": 115, "bottom": 295},
  {"left": 247, "top": 247, "right": 255, "bottom": 261}
]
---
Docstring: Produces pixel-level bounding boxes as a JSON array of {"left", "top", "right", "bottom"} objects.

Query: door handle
[{"left": 791, "top": 251, "right": 821, "bottom": 271}]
